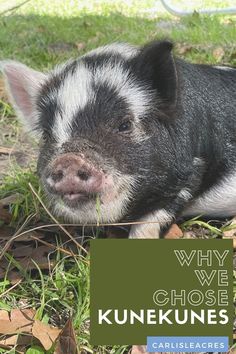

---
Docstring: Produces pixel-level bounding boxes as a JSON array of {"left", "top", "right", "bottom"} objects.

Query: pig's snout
[{"left": 47, "top": 153, "right": 105, "bottom": 201}]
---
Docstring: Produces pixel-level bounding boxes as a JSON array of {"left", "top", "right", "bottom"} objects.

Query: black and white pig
[{"left": 1, "top": 40, "right": 236, "bottom": 238}]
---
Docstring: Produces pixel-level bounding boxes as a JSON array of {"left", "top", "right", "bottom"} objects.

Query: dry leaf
[
  {"left": 0, "top": 225, "right": 15, "bottom": 239},
  {"left": 0, "top": 310, "right": 10, "bottom": 321},
  {"left": 6, "top": 270, "right": 23, "bottom": 285},
  {"left": 75, "top": 42, "right": 86, "bottom": 51},
  {"left": 0, "top": 226, "right": 45, "bottom": 242},
  {"left": 130, "top": 345, "right": 145, "bottom": 353},
  {"left": 0, "top": 309, "right": 35, "bottom": 335},
  {"left": 223, "top": 219, "right": 236, "bottom": 238},
  {"left": 0, "top": 333, "right": 32, "bottom": 347},
  {"left": 0, "top": 194, "right": 23, "bottom": 206},
  {"left": 176, "top": 44, "right": 193, "bottom": 55},
  {"left": 11, "top": 244, "right": 35, "bottom": 258},
  {"left": 165, "top": 224, "right": 183, "bottom": 239},
  {"left": 130, "top": 345, "right": 154, "bottom": 354},
  {"left": 54, "top": 318, "right": 78, "bottom": 354},
  {"left": 32, "top": 320, "right": 61, "bottom": 350},
  {"left": 213, "top": 47, "right": 225, "bottom": 61},
  {"left": 0, "top": 242, "right": 54, "bottom": 281},
  {"left": 11, "top": 309, "right": 35, "bottom": 326},
  {"left": 19, "top": 245, "right": 55, "bottom": 270},
  {"left": 0, "top": 146, "right": 15, "bottom": 155},
  {"left": 223, "top": 217, "right": 236, "bottom": 248}
]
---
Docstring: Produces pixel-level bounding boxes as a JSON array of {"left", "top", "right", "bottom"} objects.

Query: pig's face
[{"left": 1, "top": 41, "right": 178, "bottom": 223}]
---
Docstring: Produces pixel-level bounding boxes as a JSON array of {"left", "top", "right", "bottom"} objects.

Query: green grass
[
  {"left": 0, "top": 0, "right": 236, "bottom": 69},
  {"left": 0, "top": 166, "right": 44, "bottom": 224},
  {"left": 0, "top": 0, "right": 236, "bottom": 352},
  {"left": 1, "top": 248, "right": 91, "bottom": 352}
]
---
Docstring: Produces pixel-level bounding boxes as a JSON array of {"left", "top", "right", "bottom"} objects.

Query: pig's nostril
[
  {"left": 51, "top": 170, "right": 64, "bottom": 182},
  {"left": 77, "top": 170, "right": 90, "bottom": 181}
]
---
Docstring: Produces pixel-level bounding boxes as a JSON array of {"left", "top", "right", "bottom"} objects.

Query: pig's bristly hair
[
  {"left": 36, "top": 42, "right": 157, "bottom": 145},
  {"left": 4, "top": 40, "right": 236, "bottom": 230},
  {"left": 2, "top": 40, "right": 183, "bottom": 226},
  {"left": 1, "top": 40, "right": 178, "bottom": 144}
]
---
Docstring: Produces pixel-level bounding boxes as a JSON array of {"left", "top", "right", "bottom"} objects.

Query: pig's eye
[{"left": 118, "top": 121, "right": 132, "bottom": 133}]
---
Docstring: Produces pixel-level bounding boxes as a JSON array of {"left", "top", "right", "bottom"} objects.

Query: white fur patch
[
  {"left": 85, "top": 43, "right": 138, "bottom": 59},
  {"left": 52, "top": 63, "right": 95, "bottom": 143},
  {"left": 129, "top": 209, "right": 174, "bottom": 239},
  {"left": 214, "top": 66, "right": 236, "bottom": 71},
  {"left": 51, "top": 52, "right": 153, "bottom": 145},
  {"left": 178, "top": 189, "right": 192, "bottom": 201},
  {"left": 183, "top": 170, "right": 236, "bottom": 217},
  {"left": 94, "top": 62, "right": 153, "bottom": 121}
]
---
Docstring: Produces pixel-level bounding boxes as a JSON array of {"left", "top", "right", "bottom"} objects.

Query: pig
[{"left": 1, "top": 40, "right": 236, "bottom": 238}]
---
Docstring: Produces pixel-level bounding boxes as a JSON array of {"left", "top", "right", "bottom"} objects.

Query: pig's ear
[
  {"left": 0, "top": 60, "right": 47, "bottom": 132},
  {"left": 135, "top": 40, "right": 178, "bottom": 107}
]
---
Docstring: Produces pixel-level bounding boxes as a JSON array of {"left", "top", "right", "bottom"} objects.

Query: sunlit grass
[{"left": 0, "top": 0, "right": 236, "bottom": 69}]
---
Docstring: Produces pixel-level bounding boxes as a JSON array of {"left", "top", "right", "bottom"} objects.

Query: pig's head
[{"left": 1, "top": 40, "right": 178, "bottom": 223}]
